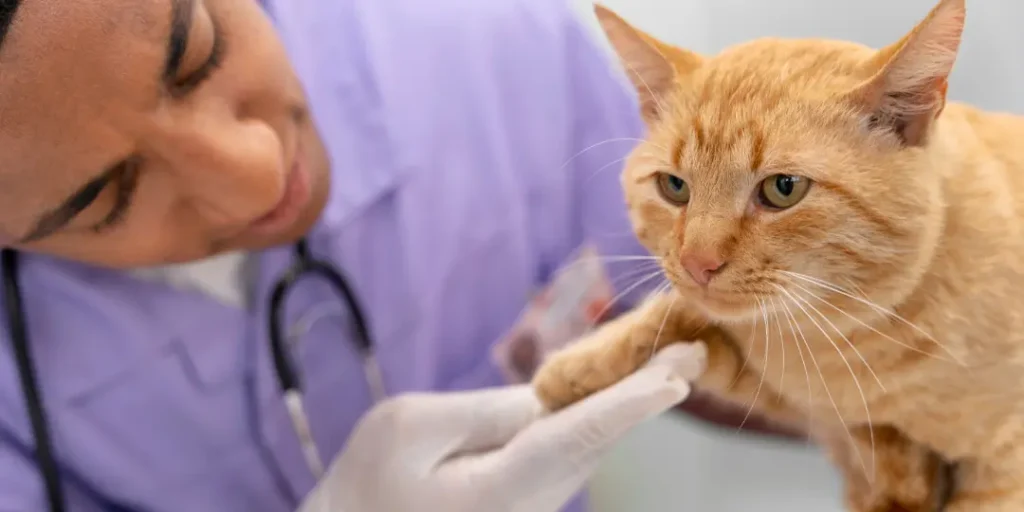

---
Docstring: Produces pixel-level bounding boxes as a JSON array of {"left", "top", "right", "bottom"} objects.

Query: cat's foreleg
[
  {"left": 531, "top": 291, "right": 790, "bottom": 418},
  {"left": 818, "top": 425, "right": 951, "bottom": 512},
  {"left": 531, "top": 291, "right": 691, "bottom": 411},
  {"left": 943, "top": 456, "right": 1024, "bottom": 512}
]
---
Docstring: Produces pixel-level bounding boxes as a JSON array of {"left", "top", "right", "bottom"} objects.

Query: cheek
[
  {"left": 630, "top": 199, "right": 679, "bottom": 256},
  {"left": 215, "top": 0, "right": 306, "bottom": 111},
  {"left": 766, "top": 203, "right": 889, "bottom": 281}
]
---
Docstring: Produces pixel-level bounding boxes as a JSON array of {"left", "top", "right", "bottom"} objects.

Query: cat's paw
[
  {"left": 532, "top": 338, "right": 703, "bottom": 412},
  {"left": 532, "top": 347, "right": 618, "bottom": 412}
]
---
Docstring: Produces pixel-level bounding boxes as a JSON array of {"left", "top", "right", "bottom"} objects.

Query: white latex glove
[{"left": 297, "top": 341, "right": 706, "bottom": 512}]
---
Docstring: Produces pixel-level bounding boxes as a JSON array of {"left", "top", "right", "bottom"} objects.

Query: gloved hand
[{"left": 297, "top": 342, "right": 706, "bottom": 512}]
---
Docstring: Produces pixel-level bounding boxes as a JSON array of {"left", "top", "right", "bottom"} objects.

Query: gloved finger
[
  {"left": 532, "top": 340, "right": 704, "bottom": 448},
  {"left": 487, "top": 342, "right": 706, "bottom": 487},
  {"left": 375, "top": 385, "right": 542, "bottom": 464}
]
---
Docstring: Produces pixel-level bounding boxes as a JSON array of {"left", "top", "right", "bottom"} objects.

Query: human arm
[{"left": 296, "top": 343, "right": 705, "bottom": 512}]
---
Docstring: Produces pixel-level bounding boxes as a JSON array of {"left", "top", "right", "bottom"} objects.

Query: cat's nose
[{"left": 680, "top": 252, "right": 726, "bottom": 287}]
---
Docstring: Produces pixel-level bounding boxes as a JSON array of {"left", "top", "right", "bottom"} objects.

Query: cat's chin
[
  {"left": 673, "top": 287, "right": 763, "bottom": 324},
  {"left": 697, "top": 302, "right": 760, "bottom": 324}
]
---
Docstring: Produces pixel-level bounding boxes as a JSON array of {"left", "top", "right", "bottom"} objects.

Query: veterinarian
[{"left": 0, "top": 0, "right": 706, "bottom": 511}]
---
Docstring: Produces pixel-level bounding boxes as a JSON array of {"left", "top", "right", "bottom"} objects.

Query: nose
[
  {"left": 161, "top": 119, "right": 285, "bottom": 219},
  {"left": 680, "top": 252, "right": 726, "bottom": 287}
]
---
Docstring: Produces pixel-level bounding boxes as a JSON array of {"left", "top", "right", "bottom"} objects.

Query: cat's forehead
[
  {"left": 653, "top": 105, "right": 843, "bottom": 179},
  {"left": 695, "top": 38, "right": 875, "bottom": 98},
  {"left": 649, "top": 39, "right": 875, "bottom": 174}
]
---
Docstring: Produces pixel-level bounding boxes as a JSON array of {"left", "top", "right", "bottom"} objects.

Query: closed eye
[
  {"left": 19, "top": 6, "right": 228, "bottom": 243},
  {"left": 168, "top": 17, "right": 226, "bottom": 97},
  {"left": 90, "top": 159, "right": 142, "bottom": 234}
]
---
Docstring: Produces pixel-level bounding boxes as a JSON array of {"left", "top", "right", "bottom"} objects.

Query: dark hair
[{"left": 0, "top": 0, "right": 21, "bottom": 50}]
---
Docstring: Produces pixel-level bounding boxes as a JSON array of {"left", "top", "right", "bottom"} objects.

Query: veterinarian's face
[{"left": 0, "top": 0, "right": 331, "bottom": 268}]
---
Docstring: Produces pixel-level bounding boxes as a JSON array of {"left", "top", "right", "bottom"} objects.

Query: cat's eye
[
  {"left": 656, "top": 173, "right": 690, "bottom": 205},
  {"left": 759, "top": 174, "right": 810, "bottom": 209}
]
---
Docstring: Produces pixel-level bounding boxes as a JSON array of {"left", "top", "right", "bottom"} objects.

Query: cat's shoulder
[
  {"left": 941, "top": 103, "right": 1024, "bottom": 159},
  {"left": 942, "top": 102, "right": 1024, "bottom": 130}
]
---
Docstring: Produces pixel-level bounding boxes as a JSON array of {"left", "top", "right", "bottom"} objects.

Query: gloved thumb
[
  {"left": 534, "top": 340, "right": 704, "bottom": 449},
  {"left": 374, "top": 384, "right": 542, "bottom": 465},
  {"left": 491, "top": 341, "right": 706, "bottom": 485}
]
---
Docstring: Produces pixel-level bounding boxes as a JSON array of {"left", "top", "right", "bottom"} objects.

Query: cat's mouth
[
  {"left": 664, "top": 267, "right": 768, "bottom": 322},
  {"left": 673, "top": 285, "right": 760, "bottom": 322},
  {"left": 695, "top": 296, "right": 759, "bottom": 321}
]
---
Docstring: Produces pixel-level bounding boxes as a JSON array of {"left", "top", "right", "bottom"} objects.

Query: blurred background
[{"left": 568, "top": 0, "right": 1024, "bottom": 510}]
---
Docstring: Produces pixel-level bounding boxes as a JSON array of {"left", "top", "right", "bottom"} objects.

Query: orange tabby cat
[{"left": 533, "top": 0, "right": 1024, "bottom": 510}]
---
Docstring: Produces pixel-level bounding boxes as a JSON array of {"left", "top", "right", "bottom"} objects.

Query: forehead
[
  {"left": 0, "top": 0, "right": 172, "bottom": 226},
  {"left": 703, "top": 38, "right": 875, "bottom": 96},
  {"left": 0, "top": 0, "right": 170, "bottom": 124},
  {"left": 656, "top": 40, "right": 876, "bottom": 174},
  {"left": 0, "top": 0, "right": 169, "bottom": 87}
]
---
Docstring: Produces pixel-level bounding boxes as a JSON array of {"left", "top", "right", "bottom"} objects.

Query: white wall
[
  {"left": 577, "top": 1, "right": 1023, "bottom": 510},
  {"left": 579, "top": 0, "right": 1024, "bottom": 114}
]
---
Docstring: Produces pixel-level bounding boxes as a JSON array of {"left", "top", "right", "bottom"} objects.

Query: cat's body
[{"left": 533, "top": 1, "right": 1024, "bottom": 510}]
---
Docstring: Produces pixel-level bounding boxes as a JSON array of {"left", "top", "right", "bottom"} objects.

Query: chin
[
  {"left": 671, "top": 282, "right": 761, "bottom": 324},
  {"left": 230, "top": 195, "right": 328, "bottom": 253},
  {"left": 698, "top": 298, "right": 761, "bottom": 324}
]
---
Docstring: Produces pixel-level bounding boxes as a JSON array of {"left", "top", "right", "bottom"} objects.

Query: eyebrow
[
  {"left": 18, "top": 0, "right": 194, "bottom": 243},
  {"left": 19, "top": 164, "right": 126, "bottom": 243},
  {"left": 163, "top": 0, "right": 195, "bottom": 91},
  {"left": 0, "top": 1, "right": 21, "bottom": 55}
]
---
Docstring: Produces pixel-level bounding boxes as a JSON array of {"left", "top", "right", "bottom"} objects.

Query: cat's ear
[
  {"left": 594, "top": 4, "right": 703, "bottom": 122},
  {"left": 846, "top": 0, "right": 965, "bottom": 146}
]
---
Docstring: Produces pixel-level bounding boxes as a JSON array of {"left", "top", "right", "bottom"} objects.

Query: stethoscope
[{"left": 1, "top": 237, "right": 381, "bottom": 512}]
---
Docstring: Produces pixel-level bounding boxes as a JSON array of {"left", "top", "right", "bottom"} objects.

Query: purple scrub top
[{"left": 0, "top": 0, "right": 650, "bottom": 510}]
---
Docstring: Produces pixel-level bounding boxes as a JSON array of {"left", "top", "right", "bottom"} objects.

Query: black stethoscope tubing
[
  {"left": 268, "top": 239, "right": 373, "bottom": 393},
  {"left": 1, "top": 248, "right": 65, "bottom": 512},
  {"left": 1, "top": 238, "right": 373, "bottom": 512}
]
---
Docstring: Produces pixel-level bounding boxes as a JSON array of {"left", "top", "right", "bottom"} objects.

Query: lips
[{"left": 248, "top": 145, "right": 312, "bottom": 235}]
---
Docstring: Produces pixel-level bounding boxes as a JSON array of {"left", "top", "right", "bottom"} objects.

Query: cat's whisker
[
  {"left": 609, "top": 260, "right": 662, "bottom": 273},
  {"left": 769, "top": 295, "right": 787, "bottom": 397},
  {"left": 647, "top": 292, "right": 678, "bottom": 363},
  {"left": 787, "top": 287, "right": 881, "bottom": 479},
  {"left": 726, "top": 299, "right": 760, "bottom": 393},
  {"left": 781, "top": 271, "right": 965, "bottom": 367},
  {"left": 583, "top": 156, "right": 629, "bottom": 184},
  {"left": 843, "top": 279, "right": 870, "bottom": 300},
  {"left": 590, "top": 269, "right": 667, "bottom": 325},
  {"left": 595, "top": 255, "right": 664, "bottom": 262},
  {"left": 659, "top": 278, "right": 675, "bottom": 294},
  {"left": 644, "top": 281, "right": 674, "bottom": 313},
  {"left": 784, "top": 277, "right": 956, "bottom": 365},
  {"left": 779, "top": 290, "right": 847, "bottom": 451},
  {"left": 645, "top": 279, "right": 673, "bottom": 304},
  {"left": 608, "top": 261, "right": 666, "bottom": 289},
  {"left": 737, "top": 296, "right": 772, "bottom": 433},
  {"left": 544, "top": 255, "right": 663, "bottom": 298},
  {"left": 841, "top": 277, "right": 971, "bottom": 378},
  {"left": 783, "top": 285, "right": 887, "bottom": 394},
  {"left": 592, "top": 278, "right": 670, "bottom": 362},
  {"left": 775, "top": 284, "right": 876, "bottom": 482},
  {"left": 553, "top": 254, "right": 663, "bottom": 279},
  {"left": 555, "top": 137, "right": 669, "bottom": 174},
  {"left": 778, "top": 293, "right": 814, "bottom": 436}
]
